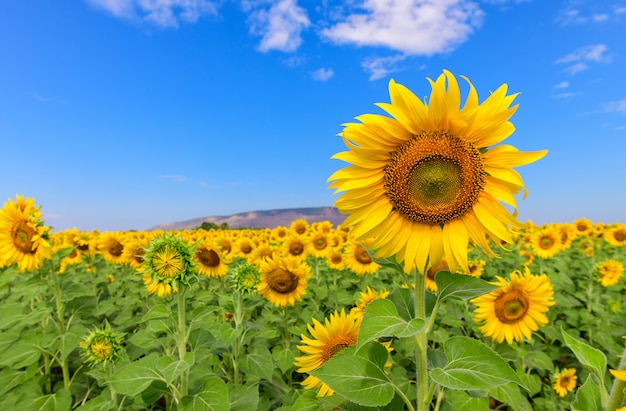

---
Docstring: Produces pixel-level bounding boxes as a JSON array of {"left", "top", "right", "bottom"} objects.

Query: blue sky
[{"left": 1, "top": 0, "right": 625, "bottom": 232}]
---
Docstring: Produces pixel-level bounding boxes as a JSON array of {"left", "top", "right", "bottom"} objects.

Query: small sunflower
[
  {"left": 281, "top": 234, "right": 307, "bottom": 260},
  {"left": 604, "top": 224, "right": 626, "bottom": 247},
  {"left": 232, "top": 262, "right": 261, "bottom": 293},
  {"left": 307, "top": 231, "right": 332, "bottom": 258},
  {"left": 234, "top": 237, "right": 255, "bottom": 259},
  {"left": 194, "top": 241, "right": 230, "bottom": 278},
  {"left": 465, "top": 259, "right": 486, "bottom": 278},
  {"left": 0, "top": 195, "right": 53, "bottom": 272},
  {"left": 97, "top": 232, "right": 127, "bottom": 265},
  {"left": 80, "top": 322, "right": 125, "bottom": 367},
  {"left": 328, "top": 70, "right": 547, "bottom": 274},
  {"left": 530, "top": 227, "right": 562, "bottom": 259},
  {"left": 471, "top": 268, "right": 555, "bottom": 344},
  {"left": 352, "top": 286, "right": 390, "bottom": 318},
  {"left": 595, "top": 259, "right": 624, "bottom": 287},
  {"left": 553, "top": 368, "right": 577, "bottom": 397},
  {"left": 141, "top": 234, "right": 196, "bottom": 296},
  {"left": 290, "top": 219, "right": 309, "bottom": 236},
  {"left": 344, "top": 240, "right": 381, "bottom": 275},
  {"left": 257, "top": 255, "right": 311, "bottom": 307},
  {"left": 326, "top": 249, "right": 346, "bottom": 271},
  {"left": 425, "top": 257, "right": 449, "bottom": 293},
  {"left": 574, "top": 218, "right": 593, "bottom": 235},
  {"left": 294, "top": 309, "right": 362, "bottom": 397}
]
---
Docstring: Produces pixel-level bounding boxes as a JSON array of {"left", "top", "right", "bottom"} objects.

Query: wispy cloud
[
  {"left": 554, "top": 81, "right": 570, "bottom": 89},
  {"left": 552, "top": 92, "right": 580, "bottom": 99},
  {"left": 86, "top": 0, "right": 218, "bottom": 27},
  {"left": 602, "top": 99, "right": 626, "bottom": 113},
  {"left": 320, "top": 0, "right": 484, "bottom": 55},
  {"left": 246, "top": 0, "right": 310, "bottom": 52},
  {"left": 556, "top": 4, "right": 625, "bottom": 26},
  {"left": 312, "top": 67, "right": 334, "bottom": 81},
  {"left": 28, "top": 92, "right": 68, "bottom": 104},
  {"left": 361, "top": 55, "right": 406, "bottom": 81},
  {"left": 555, "top": 44, "right": 611, "bottom": 74}
]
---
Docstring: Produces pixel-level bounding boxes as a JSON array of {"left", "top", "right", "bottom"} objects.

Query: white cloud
[
  {"left": 247, "top": 0, "right": 311, "bottom": 52},
  {"left": 555, "top": 44, "right": 611, "bottom": 74},
  {"left": 592, "top": 13, "right": 609, "bottom": 22},
  {"left": 361, "top": 55, "right": 406, "bottom": 80},
  {"left": 554, "top": 81, "right": 569, "bottom": 89},
  {"left": 552, "top": 91, "right": 580, "bottom": 99},
  {"left": 312, "top": 67, "right": 334, "bottom": 81},
  {"left": 86, "top": 0, "right": 218, "bottom": 27},
  {"left": 602, "top": 99, "right": 626, "bottom": 113},
  {"left": 320, "top": 0, "right": 484, "bottom": 55}
]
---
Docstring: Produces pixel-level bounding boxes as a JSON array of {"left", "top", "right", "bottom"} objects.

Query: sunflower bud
[{"left": 80, "top": 322, "right": 125, "bottom": 367}]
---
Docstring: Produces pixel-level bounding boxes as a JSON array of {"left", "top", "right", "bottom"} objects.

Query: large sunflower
[
  {"left": 257, "top": 255, "right": 311, "bottom": 307},
  {"left": 328, "top": 70, "right": 547, "bottom": 274},
  {"left": 0, "top": 195, "right": 53, "bottom": 272},
  {"left": 471, "top": 268, "right": 555, "bottom": 344},
  {"left": 294, "top": 309, "right": 362, "bottom": 397}
]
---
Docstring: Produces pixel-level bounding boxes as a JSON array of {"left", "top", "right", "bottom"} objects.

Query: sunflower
[
  {"left": 290, "top": 219, "right": 309, "bottom": 236},
  {"left": 141, "top": 234, "right": 196, "bottom": 297},
  {"left": 281, "top": 234, "right": 307, "bottom": 260},
  {"left": 553, "top": 368, "right": 577, "bottom": 397},
  {"left": 595, "top": 259, "right": 624, "bottom": 287},
  {"left": 307, "top": 231, "right": 332, "bottom": 258},
  {"left": 194, "top": 241, "right": 231, "bottom": 278},
  {"left": 0, "top": 195, "right": 53, "bottom": 272},
  {"left": 328, "top": 70, "right": 547, "bottom": 274},
  {"left": 326, "top": 249, "right": 346, "bottom": 271},
  {"left": 249, "top": 243, "right": 278, "bottom": 265},
  {"left": 425, "top": 257, "right": 449, "bottom": 293},
  {"left": 471, "top": 268, "right": 555, "bottom": 344},
  {"left": 97, "top": 232, "right": 127, "bottom": 265},
  {"left": 80, "top": 322, "right": 125, "bottom": 367},
  {"left": 234, "top": 237, "right": 255, "bottom": 259},
  {"left": 573, "top": 218, "right": 593, "bottom": 235},
  {"left": 121, "top": 234, "right": 149, "bottom": 268},
  {"left": 344, "top": 240, "right": 381, "bottom": 275},
  {"left": 352, "top": 286, "right": 390, "bottom": 318},
  {"left": 530, "top": 226, "right": 562, "bottom": 259},
  {"left": 465, "top": 259, "right": 486, "bottom": 278},
  {"left": 257, "top": 255, "right": 311, "bottom": 307},
  {"left": 294, "top": 309, "right": 362, "bottom": 397},
  {"left": 604, "top": 224, "right": 626, "bottom": 247}
]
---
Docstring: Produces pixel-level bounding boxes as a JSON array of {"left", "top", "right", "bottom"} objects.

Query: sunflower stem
[
  {"left": 607, "top": 345, "right": 626, "bottom": 411},
  {"left": 176, "top": 287, "right": 188, "bottom": 398},
  {"left": 413, "top": 267, "right": 429, "bottom": 411},
  {"left": 51, "top": 270, "right": 71, "bottom": 391}
]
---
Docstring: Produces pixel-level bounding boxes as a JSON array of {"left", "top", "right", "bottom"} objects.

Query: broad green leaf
[
  {"left": 109, "top": 354, "right": 162, "bottom": 397},
  {"left": 435, "top": 271, "right": 498, "bottom": 302},
  {"left": 140, "top": 304, "right": 171, "bottom": 322},
  {"left": 571, "top": 376, "right": 602, "bottom": 411},
  {"left": 441, "top": 389, "right": 489, "bottom": 411},
  {"left": 357, "top": 299, "right": 425, "bottom": 351},
  {"left": 524, "top": 350, "right": 554, "bottom": 373},
  {"left": 490, "top": 383, "right": 533, "bottom": 411},
  {"left": 229, "top": 384, "right": 259, "bottom": 411},
  {"left": 179, "top": 376, "right": 230, "bottom": 411},
  {"left": 309, "top": 342, "right": 394, "bottom": 407},
  {"left": 388, "top": 288, "right": 414, "bottom": 322},
  {"left": 430, "top": 336, "right": 527, "bottom": 391},
  {"left": 158, "top": 352, "right": 195, "bottom": 384},
  {"left": 0, "top": 335, "right": 42, "bottom": 369},
  {"left": 215, "top": 322, "right": 242, "bottom": 346},
  {"left": 74, "top": 396, "right": 115, "bottom": 411},
  {"left": 0, "top": 368, "right": 25, "bottom": 397},
  {"left": 272, "top": 346, "right": 295, "bottom": 373},
  {"left": 25, "top": 389, "right": 72, "bottom": 411},
  {"left": 289, "top": 390, "right": 345, "bottom": 411},
  {"left": 561, "top": 328, "right": 607, "bottom": 379},
  {"left": 58, "top": 332, "right": 79, "bottom": 361},
  {"left": 240, "top": 348, "right": 274, "bottom": 382}
]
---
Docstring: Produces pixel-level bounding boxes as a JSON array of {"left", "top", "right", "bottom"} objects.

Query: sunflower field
[{"left": 1, "top": 71, "right": 625, "bottom": 410}]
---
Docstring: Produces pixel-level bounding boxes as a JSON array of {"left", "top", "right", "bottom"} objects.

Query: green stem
[
  {"left": 413, "top": 268, "right": 429, "bottom": 411},
  {"left": 177, "top": 287, "right": 188, "bottom": 398},
  {"left": 391, "top": 382, "right": 416, "bottom": 411},
  {"left": 607, "top": 346, "right": 626, "bottom": 411},
  {"left": 52, "top": 272, "right": 71, "bottom": 391}
]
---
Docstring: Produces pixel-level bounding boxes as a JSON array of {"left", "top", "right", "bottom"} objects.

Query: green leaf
[
  {"left": 430, "top": 336, "right": 527, "bottom": 391},
  {"left": 179, "top": 376, "right": 230, "bottom": 411},
  {"left": 240, "top": 347, "right": 274, "bottom": 382},
  {"left": 435, "top": 271, "right": 498, "bottom": 302},
  {"left": 561, "top": 328, "right": 607, "bottom": 380},
  {"left": 441, "top": 389, "right": 489, "bottom": 411},
  {"left": 571, "top": 376, "right": 602, "bottom": 411},
  {"left": 140, "top": 304, "right": 171, "bottom": 322},
  {"left": 272, "top": 346, "right": 295, "bottom": 374},
  {"left": 229, "top": 384, "right": 259, "bottom": 411},
  {"left": 489, "top": 383, "right": 533, "bottom": 411},
  {"left": 388, "top": 288, "right": 414, "bottom": 322},
  {"left": 109, "top": 354, "right": 162, "bottom": 397},
  {"left": 0, "top": 368, "right": 25, "bottom": 397},
  {"left": 524, "top": 350, "right": 554, "bottom": 373},
  {"left": 356, "top": 299, "right": 425, "bottom": 351},
  {"left": 74, "top": 396, "right": 116, "bottom": 411},
  {"left": 0, "top": 335, "right": 42, "bottom": 369},
  {"left": 58, "top": 332, "right": 79, "bottom": 361},
  {"left": 309, "top": 342, "right": 394, "bottom": 407},
  {"left": 158, "top": 352, "right": 195, "bottom": 384},
  {"left": 25, "top": 389, "right": 72, "bottom": 411}
]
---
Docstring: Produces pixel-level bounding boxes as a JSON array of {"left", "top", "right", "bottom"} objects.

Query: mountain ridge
[{"left": 151, "top": 206, "right": 347, "bottom": 231}]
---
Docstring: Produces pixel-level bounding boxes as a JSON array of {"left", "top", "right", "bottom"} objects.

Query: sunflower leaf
[
  {"left": 309, "top": 343, "right": 394, "bottom": 407},
  {"left": 109, "top": 354, "right": 162, "bottom": 397},
  {"left": 571, "top": 376, "right": 602, "bottom": 411},
  {"left": 435, "top": 271, "right": 498, "bottom": 302},
  {"left": 430, "top": 336, "right": 528, "bottom": 391},
  {"left": 356, "top": 299, "right": 425, "bottom": 351},
  {"left": 561, "top": 328, "right": 607, "bottom": 382},
  {"left": 179, "top": 376, "right": 230, "bottom": 411}
]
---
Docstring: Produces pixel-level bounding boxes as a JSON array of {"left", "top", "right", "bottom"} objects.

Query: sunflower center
[
  {"left": 313, "top": 237, "right": 327, "bottom": 250},
  {"left": 12, "top": 221, "right": 36, "bottom": 253},
  {"left": 90, "top": 338, "right": 113, "bottom": 359},
  {"left": 152, "top": 245, "right": 184, "bottom": 278},
  {"left": 614, "top": 230, "right": 626, "bottom": 242},
  {"left": 321, "top": 337, "right": 357, "bottom": 363},
  {"left": 289, "top": 242, "right": 304, "bottom": 256},
  {"left": 494, "top": 288, "right": 529, "bottom": 324},
  {"left": 107, "top": 240, "right": 124, "bottom": 257},
  {"left": 559, "top": 376, "right": 571, "bottom": 388},
  {"left": 384, "top": 131, "right": 485, "bottom": 225},
  {"left": 330, "top": 254, "right": 342, "bottom": 264},
  {"left": 197, "top": 248, "right": 220, "bottom": 267},
  {"left": 539, "top": 236, "right": 555, "bottom": 249},
  {"left": 240, "top": 243, "right": 252, "bottom": 254},
  {"left": 268, "top": 268, "right": 299, "bottom": 294},
  {"left": 134, "top": 248, "right": 145, "bottom": 263},
  {"left": 354, "top": 245, "right": 372, "bottom": 264}
]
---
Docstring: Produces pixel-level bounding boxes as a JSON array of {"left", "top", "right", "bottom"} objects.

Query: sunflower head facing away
[
  {"left": 471, "top": 267, "right": 555, "bottom": 344},
  {"left": 327, "top": 70, "right": 547, "bottom": 274}
]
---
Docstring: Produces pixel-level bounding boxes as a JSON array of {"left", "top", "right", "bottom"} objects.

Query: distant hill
[{"left": 151, "top": 206, "right": 347, "bottom": 231}]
